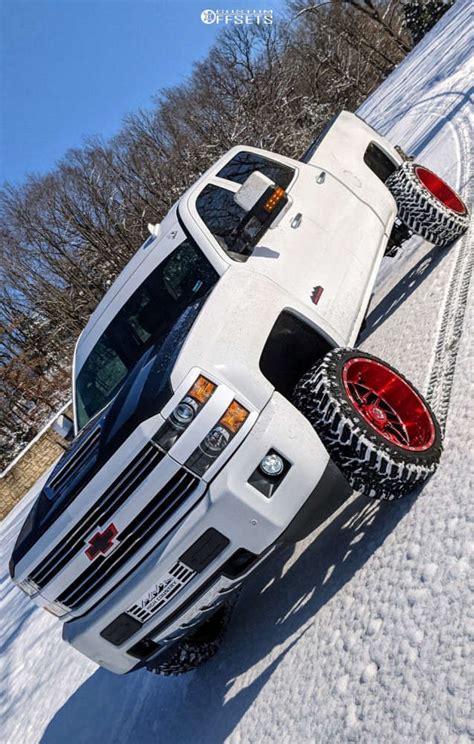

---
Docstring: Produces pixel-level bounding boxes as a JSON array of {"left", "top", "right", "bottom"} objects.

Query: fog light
[{"left": 259, "top": 453, "right": 284, "bottom": 477}]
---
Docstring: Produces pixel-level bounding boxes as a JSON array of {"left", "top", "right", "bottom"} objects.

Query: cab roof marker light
[
  {"left": 147, "top": 222, "right": 161, "bottom": 237},
  {"left": 17, "top": 577, "right": 40, "bottom": 597},
  {"left": 44, "top": 600, "right": 70, "bottom": 618}
]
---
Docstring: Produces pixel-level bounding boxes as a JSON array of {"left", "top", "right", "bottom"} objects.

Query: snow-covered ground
[{"left": 1, "top": 3, "right": 472, "bottom": 742}]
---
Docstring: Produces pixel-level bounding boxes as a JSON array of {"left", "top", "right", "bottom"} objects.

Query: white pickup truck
[{"left": 10, "top": 111, "right": 469, "bottom": 675}]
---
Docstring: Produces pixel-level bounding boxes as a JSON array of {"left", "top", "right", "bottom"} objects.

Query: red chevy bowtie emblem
[{"left": 85, "top": 523, "right": 119, "bottom": 561}]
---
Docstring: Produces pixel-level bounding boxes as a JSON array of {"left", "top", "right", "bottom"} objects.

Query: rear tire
[
  {"left": 293, "top": 348, "right": 443, "bottom": 501},
  {"left": 386, "top": 161, "right": 469, "bottom": 248}
]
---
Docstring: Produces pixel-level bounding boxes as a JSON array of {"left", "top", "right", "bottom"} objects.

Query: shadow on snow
[{"left": 360, "top": 240, "right": 451, "bottom": 342}]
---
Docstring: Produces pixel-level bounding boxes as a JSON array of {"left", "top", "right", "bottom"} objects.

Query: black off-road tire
[
  {"left": 386, "top": 161, "right": 469, "bottom": 248},
  {"left": 293, "top": 348, "right": 443, "bottom": 501},
  {"left": 146, "top": 600, "right": 235, "bottom": 676}
]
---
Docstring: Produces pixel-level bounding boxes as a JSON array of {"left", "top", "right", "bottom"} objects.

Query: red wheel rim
[
  {"left": 415, "top": 166, "right": 466, "bottom": 215},
  {"left": 342, "top": 357, "right": 436, "bottom": 452}
]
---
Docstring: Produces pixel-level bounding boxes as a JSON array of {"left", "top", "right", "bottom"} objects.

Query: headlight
[
  {"left": 172, "top": 401, "right": 196, "bottom": 426},
  {"left": 186, "top": 400, "right": 249, "bottom": 476},
  {"left": 154, "top": 375, "right": 216, "bottom": 451},
  {"left": 201, "top": 425, "right": 231, "bottom": 455},
  {"left": 17, "top": 578, "right": 40, "bottom": 597}
]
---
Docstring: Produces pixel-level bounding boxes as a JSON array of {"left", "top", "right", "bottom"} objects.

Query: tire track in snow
[{"left": 425, "top": 122, "right": 472, "bottom": 432}]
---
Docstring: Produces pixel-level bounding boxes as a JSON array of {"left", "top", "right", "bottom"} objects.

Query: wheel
[
  {"left": 386, "top": 161, "right": 469, "bottom": 248},
  {"left": 293, "top": 348, "right": 442, "bottom": 501},
  {"left": 146, "top": 600, "right": 235, "bottom": 676}
]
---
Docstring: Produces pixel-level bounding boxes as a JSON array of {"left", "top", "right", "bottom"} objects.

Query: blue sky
[{"left": 0, "top": 0, "right": 287, "bottom": 186}]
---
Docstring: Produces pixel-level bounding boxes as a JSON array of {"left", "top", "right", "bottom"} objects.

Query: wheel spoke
[
  {"left": 351, "top": 382, "right": 372, "bottom": 405},
  {"left": 342, "top": 356, "right": 436, "bottom": 452},
  {"left": 384, "top": 422, "right": 409, "bottom": 446}
]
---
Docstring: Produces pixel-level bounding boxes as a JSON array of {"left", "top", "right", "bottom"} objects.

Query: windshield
[{"left": 75, "top": 237, "right": 218, "bottom": 430}]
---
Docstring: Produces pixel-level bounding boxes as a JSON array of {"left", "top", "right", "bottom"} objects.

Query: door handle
[{"left": 291, "top": 213, "right": 302, "bottom": 229}]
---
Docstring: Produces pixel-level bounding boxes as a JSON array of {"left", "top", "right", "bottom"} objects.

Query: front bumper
[{"left": 63, "top": 392, "right": 346, "bottom": 674}]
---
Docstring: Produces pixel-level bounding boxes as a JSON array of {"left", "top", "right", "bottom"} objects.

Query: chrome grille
[
  {"left": 56, "top": 469, "right": 199, "bottom": 610},
  {"left": 30, "top": 441, "right": 164, "bottom": 588},
  {"left": 127, "top": 561, "right": 195, "bottom": 623}
]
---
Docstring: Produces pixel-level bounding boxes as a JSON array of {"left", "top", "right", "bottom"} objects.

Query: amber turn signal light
[
  {"left": 189, "top": 375, "right": 216, "bottom": 404},
  {"left": 263, "top": 186, "right": 286, "bottom": 213},
  {"left": 219, "top": 400, "right": 249, "bottom": 434}
]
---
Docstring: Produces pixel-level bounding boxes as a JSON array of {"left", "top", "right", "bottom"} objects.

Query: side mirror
[
  {"left": 232, "top": 171, "right": 289, "bottom": 254},
  {"left": 52, "top": 413, "right": 75, "bottom": 442},
  {"left": 234, "top": 171, "right": 276, "bottom": 212}
]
